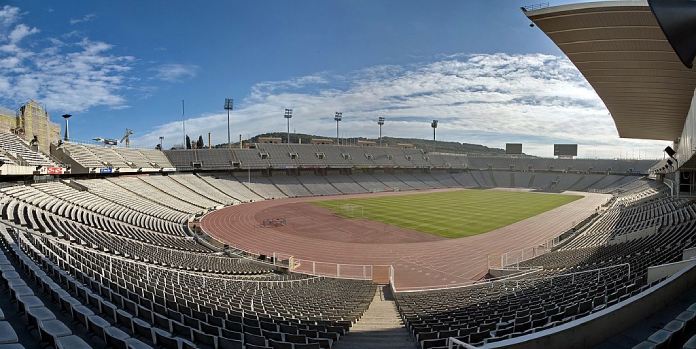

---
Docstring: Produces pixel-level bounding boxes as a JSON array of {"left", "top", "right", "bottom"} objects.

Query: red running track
[{"left": 201, "top": 189, "right": 611, "bottom": 289}]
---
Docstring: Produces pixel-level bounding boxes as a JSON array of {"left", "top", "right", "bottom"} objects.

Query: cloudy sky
[{"left": 0, "top": 0, "right": 668, "bottom": 158}]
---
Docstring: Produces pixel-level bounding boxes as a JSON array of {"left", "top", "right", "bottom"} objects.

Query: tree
[
  {"left": 185, "top": 135, "right": 191, "bottom": 149},
  {"left": 197, "top": 135, "right": 204, "bottom": 149}
]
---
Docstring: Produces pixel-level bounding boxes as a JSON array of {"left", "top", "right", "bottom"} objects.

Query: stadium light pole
[
  {"left": 334, "top": 112, "right": 342, "bottom": 146},
  {"left": 431, "top": 119, "right": 438, "bottom": 141},
  {"left": 378, "top": 116, "right": 385, "bottom": 146},
  {"left": 61, "top": 114, "right": 72, "bottom": 141},
  {"left": 284, "top": 109, "right": 293, "bottom": 144},
  {"left": 224, "top": 98, "right": 233, "bottom": 149},
  {"left": 159, "top": 136, "right": 164, "bottom": 150}
]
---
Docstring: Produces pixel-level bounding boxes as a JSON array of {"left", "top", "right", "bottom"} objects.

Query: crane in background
[
  {"left": 92, "top": 128, "right": 134, "bottom": 147},
  {"left": 121, "top": 129, "right": 133, "bottom": 147}
]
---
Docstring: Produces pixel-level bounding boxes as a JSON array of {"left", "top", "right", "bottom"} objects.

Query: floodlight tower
[
  {"left": 284, "top": 109, "right": 293, "bottom": 143},
  {"left": 61, "top": 114, "right": 72, "bottom": 141},
  {"left": 334, "top": 112, "right": 342, "bottom": 145},
  {"left": 224, "top": 98, "right": 234, "bottom": 148},
  {"left": 431, "top": 119, "right": 438, "bottom": 141},
  {"left": 377, "top": 116, "right": 385, "bottom": 146}
]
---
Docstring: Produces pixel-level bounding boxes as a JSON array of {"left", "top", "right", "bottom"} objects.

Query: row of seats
[
  {"left": 0, "top": 228, "right": 111, "bottom": 348},
  {"left": 394, "top": 181, "right": 696, "bottom": 349},
  {"left": 634, "top": 302, "right": 696, "bottom": 349},
  {"left": 163, "top": 145, "right": 656, "bottom": 174},
  {"left": 565, "top": 181, "right": 679, "bottom": 246},
  {"left": 21, "top": 172, "right": 639, "bottom": 221},
  {"left": 0, "top": 132, "right": 55, "bottom": 167},
  {"left": 0, "top": 185, "right": 193, "bottom": 244},
  {"left": 466, "top": 156, "right": 654, "bottom": 174},
  {"left": 107, "top": 176, "right": 204, "bottom": 214},
  {"left": 1, "top": 193, "right": 281, "bottom": 275},
  {"left": 562, "top": 195, "right": 696, "bottom": 250},
  {"left": 74, "top": 178, "right": 191, "bottom": 224},
  {"left": 31, "top": 182, "right": 186, "bottom": 236},
  {"left": 194, "top": 171, "right": 642, "bottom": 200},
  {"left": 53, "top": 142, "right": 173, "bottom": 170},
  {"left": 7, "top": 227, "right": 374, "bottom": 349}
]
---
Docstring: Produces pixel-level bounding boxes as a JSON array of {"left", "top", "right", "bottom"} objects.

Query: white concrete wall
[
  {"left": 0, "top": 164, "right": 36, "bottom": 175},
  {"left": 684, "top": 247, "right": 696, "bottom": 260},
  {"left": 648, "top": 259, "right": 696, "bottom": 284},
  {"left": 607, "top": 225, "right": 658, "bottom": 245}
]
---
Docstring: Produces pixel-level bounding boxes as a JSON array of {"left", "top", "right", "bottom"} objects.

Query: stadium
[{"left": 0, "top": 1, "right": 695, "bottom": 349}]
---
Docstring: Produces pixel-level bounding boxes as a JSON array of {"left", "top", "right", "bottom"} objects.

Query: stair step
[{"left": 335, "top": 286, "right": 415, "bottom": 349}]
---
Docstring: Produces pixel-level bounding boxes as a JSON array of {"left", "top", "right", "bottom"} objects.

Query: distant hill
[{"left": 213, "top": 132, "right": 507, "bottom": 155}]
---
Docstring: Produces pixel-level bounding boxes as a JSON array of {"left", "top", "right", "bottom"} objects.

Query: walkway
[{"left": 336, "top": 286, "right": 415, "bottom": 349}]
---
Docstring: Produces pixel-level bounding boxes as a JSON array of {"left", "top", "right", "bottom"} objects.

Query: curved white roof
[{"left": 525, "top": 0, "right": 696, "bottom": 141}]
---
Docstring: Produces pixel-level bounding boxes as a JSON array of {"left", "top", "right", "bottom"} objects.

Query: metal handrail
[
  {"left": 393, "top": 263, "right": 630, "bottom": 293},
  {"left": 394, "top": 268, "right": 542, "bottom": 293}
]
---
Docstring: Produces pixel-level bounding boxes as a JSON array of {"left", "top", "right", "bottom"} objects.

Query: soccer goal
[{"left": 340, "top": 204, "right": 364, "bottom": 218}]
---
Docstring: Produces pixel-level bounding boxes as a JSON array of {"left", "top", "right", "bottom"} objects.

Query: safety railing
[
  {"left": 392, "top": 268, "right": 542, "bottom": 293},
  {"left": 487, "top": 212, "right": 602, "bottom": 270},
  {"left": 487, "top": 232, "right": 568, "bottom": 270},
  {"left": 279, "top": 252, "right": 376, "bottom": 280},
  {"left": 392, "top": 263, "right": 629, "bottom": 293},
  {"left": 494, "top": 263, "right": 631, "bottom": 288},
  {"left": 196, "top": 214, "right": 381, "bottom": 281},
  {"left": 488, "top": 244, "right": 553, "bottom": 270}
]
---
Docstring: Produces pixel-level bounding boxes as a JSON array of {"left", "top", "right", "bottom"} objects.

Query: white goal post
[{"left": 339, "top": 204, "right": 364, "bottom": 218}]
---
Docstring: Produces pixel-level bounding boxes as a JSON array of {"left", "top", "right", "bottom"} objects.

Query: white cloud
[
  {"left": 153, "top": 63, "right": 198, "bottom": 82},
  {"left": 0, "top": 6, "right": 135, "bottom": 112},
  {"left": 69, "top": 13, "right": 96, "bottom": 25},
  {"left": 8, "top": 24, "right": 38, "bottom": 43},
  {"left": 134, "top": 53, "right": 668, "bottom": 159},
  {"left": 0, "top": 5, "right": 201, "bottom": 115},
  {"left": 0, "top": 6, "right": 20, "bottom": 28}
]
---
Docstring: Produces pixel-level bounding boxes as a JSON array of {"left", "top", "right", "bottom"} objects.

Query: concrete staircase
[{"left": 336, "top": 285, "right": 416, "bottom": 349}]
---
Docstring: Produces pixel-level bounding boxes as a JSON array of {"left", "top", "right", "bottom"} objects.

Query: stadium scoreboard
[
  {"left": 554, "top": 144, "right": 578, "bottom": 157},
  {"left": 506, "top": 143, "right": 523, "bottom": 154}
]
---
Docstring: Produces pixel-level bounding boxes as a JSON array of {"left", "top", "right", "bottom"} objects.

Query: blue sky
[{"left": 0, "top": 0, "right": 668, "bottom": 158}]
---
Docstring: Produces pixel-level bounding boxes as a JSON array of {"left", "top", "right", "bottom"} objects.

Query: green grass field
[{"left": 312, "top": 189, "right": 582, "bottom": 238}]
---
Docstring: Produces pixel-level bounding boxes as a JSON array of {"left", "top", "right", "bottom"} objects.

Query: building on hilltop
[{"left": 0, "top": 100, "right": 61, "bottom": 154}]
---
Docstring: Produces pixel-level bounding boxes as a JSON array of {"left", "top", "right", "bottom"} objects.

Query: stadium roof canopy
[{"left": 524, "top": 0, "right": 696, "bottom": 141}]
